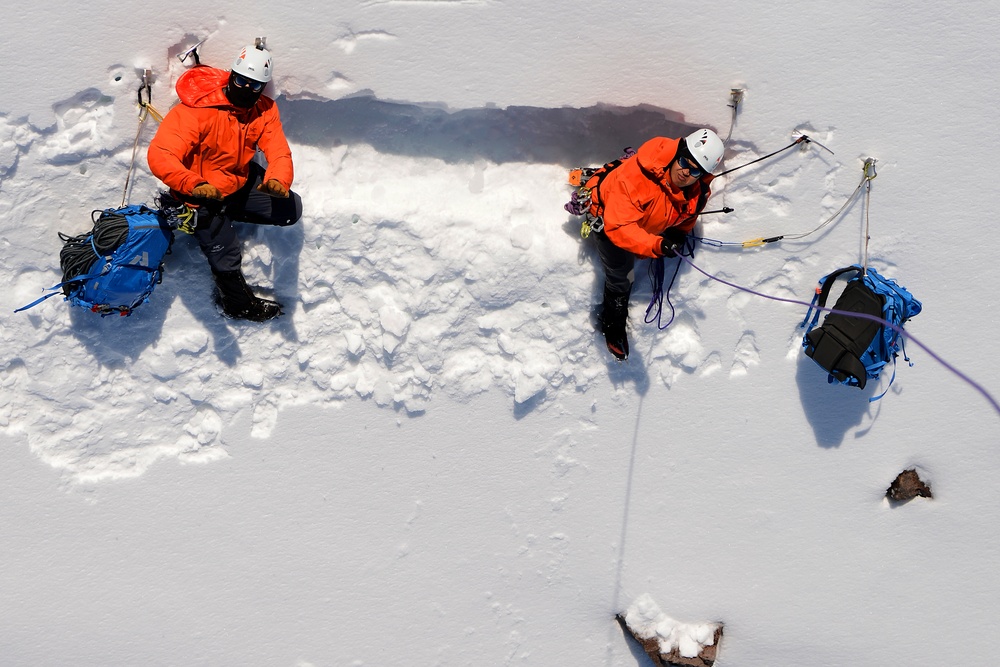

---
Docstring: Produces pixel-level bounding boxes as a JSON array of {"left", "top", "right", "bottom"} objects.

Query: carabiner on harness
[{"left": 581, "top": 213, "right": 604, "bottom": 239}]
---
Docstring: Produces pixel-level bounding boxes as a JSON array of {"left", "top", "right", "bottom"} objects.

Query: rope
[
  {"left": 644, "top": 239, "right": 695, "bottom": 330},
  {"left": 59, "top": 211, "right": 130, "bottom": 286},
  {"left": 696, "top": 165, "right": 871, "bottom": 249},
  {"left": 671, "top": 253, "right": 1000, "bottom": 417},
  {"left": 861, "top": 158, "right": 877, "bottom": 275},
  {"left": 144, "top": 104, "right": 164, "bottom": 123},
  {"left": 120, "top": 106, "right": 150, "bottom": 208},
  {"left": 120, "top": 70, "right": 164, "bottom": 208},
  {"left": 715, "top": 134, "right": 827, "bottom": 178},
  {"left": 782, "top": 176, "right": 866, "bottom": 242}
]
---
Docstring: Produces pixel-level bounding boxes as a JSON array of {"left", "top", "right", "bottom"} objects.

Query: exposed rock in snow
[
  {"left": 886, "top": 468, "right": 933, "bottom": 503},
  {"left": 619, "top": 594, "right": 723, "bottom": 667}
]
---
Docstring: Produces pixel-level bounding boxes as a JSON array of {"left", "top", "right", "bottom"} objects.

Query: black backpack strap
[
  {"left": 814, "top": 265, "right": 863, "bottom": 309},
  {"left": 588, "top": 153, "right": 635, "bottom": 219},
  {"left": 802, "top": 265, "right": 862, "bottom": 332}
]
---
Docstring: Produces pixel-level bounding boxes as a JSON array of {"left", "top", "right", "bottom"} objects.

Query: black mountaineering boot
[
  {"left": 213, "top": 270, "right": 283, "bottom": 322},
  {"left": 599, "top": 286, "right": 631, "bottom": 361}
]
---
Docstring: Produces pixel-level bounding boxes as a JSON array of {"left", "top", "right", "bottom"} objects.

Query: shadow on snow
[{"left": 277, "top": 94, "right": 701, "bottom": 167}]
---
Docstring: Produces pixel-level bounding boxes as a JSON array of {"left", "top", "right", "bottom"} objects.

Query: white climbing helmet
[
  {"left": 684, "top": 128, "right": 724, "bottom": 174},
  {"left": 232, "top": 45, "right": 273, "bottom": 83}
]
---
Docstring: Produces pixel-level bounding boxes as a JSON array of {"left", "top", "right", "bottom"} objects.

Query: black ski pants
[
  {"left": 592, "top": 229, "right": 636, "bottom": 296},
  {"left": 193, "top": 162, "right": 303, "bottom": 274}
]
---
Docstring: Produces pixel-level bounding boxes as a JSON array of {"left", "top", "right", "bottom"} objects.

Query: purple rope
[{"left": 674, "top": 253, "right": 1000, "bottom": 417}]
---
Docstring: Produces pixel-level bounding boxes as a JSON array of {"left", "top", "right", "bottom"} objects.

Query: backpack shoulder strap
[
  {"left": 801, "top": 265, "right": 863, "bottom": 331},
  {"left": 815, "top": 265, "right": 864, "bottom": 309},
  {"left": 587, "top": 149, "right": 637, "bottom": 216}
]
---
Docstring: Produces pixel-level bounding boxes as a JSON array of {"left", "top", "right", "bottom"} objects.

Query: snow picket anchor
[
  {"left": 136, "top": 69, "right": 152, "bottom": 112},
  {"left": 729, "top": 88, "right": 745, "bottom": 112},
  {"left": 133, "top": 69, "right": 163, "bottom": 122},
  {"left": 724, "top": 88, "right": 745, "bottom": 143},
  {"left": 863, "top": 156, "right": 878, "bottom": 181}
]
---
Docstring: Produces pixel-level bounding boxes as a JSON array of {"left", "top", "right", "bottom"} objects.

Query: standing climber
[
  {"left": 148, "top": 41, "right": 302, "bottom": 321},
  {"left": 586, "top": 128, "right": 724, "bottom": 360}
]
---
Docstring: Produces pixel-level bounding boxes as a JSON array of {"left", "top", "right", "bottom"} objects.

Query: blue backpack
[
  {"left": 16, "top": 204, "right": 174, "bottom": 317},
  {"left": 801, "top": 265, "right": 922, "bottom": 398}
]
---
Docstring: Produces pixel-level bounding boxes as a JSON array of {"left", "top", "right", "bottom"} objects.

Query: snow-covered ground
[{"left": 3, "top": 2, "right": 999, "bottom": 665}]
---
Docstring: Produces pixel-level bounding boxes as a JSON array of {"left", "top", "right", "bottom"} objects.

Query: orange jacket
[
  {"left": 587, "top": 137, "right": 712, "bottom": 258},
  {"left": 147, "top": 66, "right": 294, "bottom": 199}
]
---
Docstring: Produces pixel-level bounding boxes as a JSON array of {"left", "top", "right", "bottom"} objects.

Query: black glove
[{"left": 660, "top": 228, "right": 688, "bottom": 258}]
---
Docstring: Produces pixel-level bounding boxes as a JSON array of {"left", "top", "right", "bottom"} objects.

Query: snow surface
[{"left": 3, "top": 1, "right": 1000, "bottom": 665}]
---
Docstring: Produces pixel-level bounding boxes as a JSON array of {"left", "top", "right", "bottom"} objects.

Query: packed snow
[{"left": 2, "top": 2, "right": 999, "bottom": 666}]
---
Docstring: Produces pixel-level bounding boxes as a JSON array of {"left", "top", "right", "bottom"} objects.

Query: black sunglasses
[
  {"left": 232, "top": 73, "right": 265, "bottom": 93},
  {"left": 676, "top": 155, "right": 704, "bottom": 178}
]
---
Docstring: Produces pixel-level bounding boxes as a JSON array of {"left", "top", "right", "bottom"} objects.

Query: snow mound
[{"left": 624, "top": 593, "right": 722, "bottom": 660}]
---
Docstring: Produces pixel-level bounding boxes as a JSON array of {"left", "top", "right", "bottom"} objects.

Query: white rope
[
  {"left": 120, "top": 105, "right": 150, "bottom": 208},
  {"left": 861, "top": 158, "right": 878, "bottom": 275}
]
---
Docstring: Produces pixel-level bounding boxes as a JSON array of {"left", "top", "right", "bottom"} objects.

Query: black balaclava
[{"left": 225, "top": 72, "right": 265, "bottom": 109}]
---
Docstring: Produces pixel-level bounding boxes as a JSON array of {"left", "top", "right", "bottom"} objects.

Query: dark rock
[{"left": 887, "top": 468, "right": 932, "bottom": 502}]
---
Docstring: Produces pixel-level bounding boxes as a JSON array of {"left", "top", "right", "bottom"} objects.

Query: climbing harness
[
  {"left": 565, "top": 147, "right": 637, "bottom": 238},
  {"left": 157, "top": 191, "right": 197, "bottom": 234}
]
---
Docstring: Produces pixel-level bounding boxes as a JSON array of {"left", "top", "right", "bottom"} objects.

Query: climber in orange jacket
[
  {"left": 586, "top": 129, "right": 724, "bottom": 360},
  {"left": 148, "top": 42, "right": 301, "bottom": 322}
]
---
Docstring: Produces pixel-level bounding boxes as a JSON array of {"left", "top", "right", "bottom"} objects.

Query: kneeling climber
[
  {"left": 586, "top": 128, "right": 724, "bottom": 360},
  {"left": 148, "top": 41, "right": 302, "bottom": 321}
]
